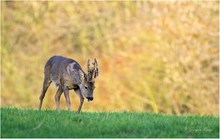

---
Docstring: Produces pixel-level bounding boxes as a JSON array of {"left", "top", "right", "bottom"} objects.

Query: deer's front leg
[
  {"left": 55, "top": 86, "right": 63, "bottom": 111},
  {"left": 75, "top": 89, "right": 84, "bottom": 113},
  {"left": 63, "top": 88, "right": 71, "bottom": 111}
]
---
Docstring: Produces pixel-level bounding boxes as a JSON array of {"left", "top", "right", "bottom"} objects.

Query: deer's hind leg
[
  {"left": 38, "top": 66, "right": 52, "bottom": 110},
  {"left": 55, "top": 86, "right": 63, "bottom": 111},
  {"left": 63, "top": 88, "right": 71, "bottom": 111}
]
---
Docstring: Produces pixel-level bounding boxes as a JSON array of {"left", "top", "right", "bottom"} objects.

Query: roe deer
[{"left": 38, "top": 55, "right": 98, "bottom": 112}]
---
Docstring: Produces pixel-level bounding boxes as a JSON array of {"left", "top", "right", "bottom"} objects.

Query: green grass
[{"left": 1, "top": 107, "right": 219, "bottom": 138}]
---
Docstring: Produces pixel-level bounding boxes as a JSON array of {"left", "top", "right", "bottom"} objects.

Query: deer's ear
[
  {"left": 84, "top": 74, "right": 88, "bottom": 82},
  {"left": 78, "top": 70, "right": 85, "bottom": 84},
  {"left": 87, "top": 70, "right": 93, "bottom": 82}
]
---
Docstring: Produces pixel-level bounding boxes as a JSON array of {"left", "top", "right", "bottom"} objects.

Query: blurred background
[{"left": 1, "top": 1, "right": 219, "bottom": 115}]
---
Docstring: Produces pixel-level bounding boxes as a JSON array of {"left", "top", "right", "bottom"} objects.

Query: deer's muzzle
[{"left": 86, "top": 97, "right": 93, "bottom": 101}]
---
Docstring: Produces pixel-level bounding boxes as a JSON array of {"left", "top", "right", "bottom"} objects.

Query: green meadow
[{"left": 1, "top": 107, "right": 219, "bottom": 138}]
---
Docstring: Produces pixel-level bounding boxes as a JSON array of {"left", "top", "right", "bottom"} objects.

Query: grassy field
[{"left": 1, "top": 107, "right": 219, "bottom": 138}]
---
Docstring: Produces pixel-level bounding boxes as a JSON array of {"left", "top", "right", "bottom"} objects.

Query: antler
[
  {"left": 87, "top": 58, "right": 99, "bottom": 82},
  {"left": 94, "top": 58, "right": 99, "bottom": 78},
  {"left": 87, "top": 59, "right": 90, "bottom": 72}
]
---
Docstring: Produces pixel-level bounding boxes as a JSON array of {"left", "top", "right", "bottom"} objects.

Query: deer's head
[{"left": 79, "top": 59, "right": 98, "bottom": 101}]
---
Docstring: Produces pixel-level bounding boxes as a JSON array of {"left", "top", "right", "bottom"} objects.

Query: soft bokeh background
[{"left": 1, "top": 1, "right": 219, "bottom": 115}]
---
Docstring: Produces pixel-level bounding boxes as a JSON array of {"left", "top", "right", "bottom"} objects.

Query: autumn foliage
[{"left": 1, "top": 1, "right": 219, "bottom": 114}]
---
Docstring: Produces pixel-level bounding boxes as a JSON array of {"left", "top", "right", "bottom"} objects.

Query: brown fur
[{"left": 38, "top": 55, "right": 98, "bottom": 112}]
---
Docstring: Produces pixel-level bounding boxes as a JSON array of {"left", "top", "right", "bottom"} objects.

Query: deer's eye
[{"left": 85, "top": 86, "right": 88, "bottom": 89}]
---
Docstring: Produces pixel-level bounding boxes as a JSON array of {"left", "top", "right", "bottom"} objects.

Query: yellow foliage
[{"left": 1, "top": 1, "right": 219, "bottom": 114}]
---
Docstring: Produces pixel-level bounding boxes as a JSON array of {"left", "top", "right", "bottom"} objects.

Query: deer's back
[{"left": 45, "top": 55, "right": 83, "bottom": 87}]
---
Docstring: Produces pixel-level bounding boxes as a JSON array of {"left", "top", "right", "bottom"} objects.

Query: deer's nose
[{"left": 86, "top": 97, "right": 93, "bottom": 101}]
